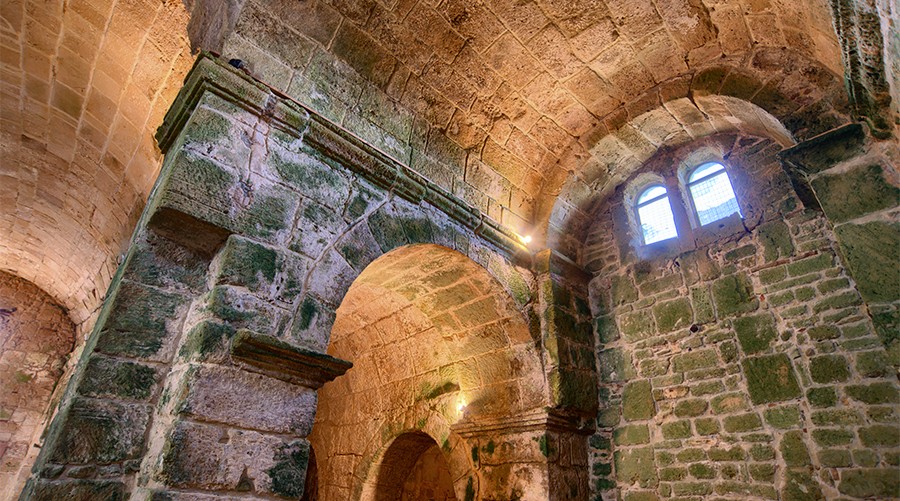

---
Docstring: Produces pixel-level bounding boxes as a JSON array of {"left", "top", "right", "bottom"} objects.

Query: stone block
[
  {"left": 818, "top": 449, "right": 853, "bottom": 467},
  {"left": 710, "top": 392, "right": 751, "bottom": 414},
  {"left": 25, "top": 479, "right": 125, "bottom": 501},
  {"left": 622, "top": 380, "right": 655, "bottom": 421},
  {"left": 808, "top": 355, "right": 850, "bottom": 383},
  {"left": 79, "top": 356, "right": 159, "bottom": 401},
  {"left": 742, "top": 354, "right": 801, "bottom": 404},
  {"left": 614, "top": 447, "right": 658, "bottom": 488},
  {"left": 845, "top": 382, "right": 900, "bottom": 404},
  {"left": 180, "top": 365, "right": 317, "bottom": 435},
  {"left": 856, "top": 350, "right": 890, "bottom": 378},
  {"left": 661, "top": 420, "right": 691, "bottom": 439},
  {"left": 764, "top": 406, "right": 801, "bottom": 429},
  {"left": 723, "top": 413, "right": 762, "bottom": 433},
  {"left": 733, "top": 313, "right": 776, "bottom": 354},
  {"left": 618, "top": 310, "right": 655, "bottom": 342},
  {"left": 858, "top": 425, "right": 900, "bottom": 447},
  {"left": 786, "top": 252, "right": 832, "bottom": 277},
  {"left": 673, "top": 399, "right": 707, "bottom": 417},
  {"left": 95, "top": 281, "right": 185, "bottom": 361},
  {"left": 712, "top": 273, "right": 758, "bottom": 317},
  {"left": 782, "top": 469, "right": 823, "bottom": 501},
  {"left": 159, "top": 420, "right": 309, "bottom": 497},
  {"left": 690, "top": 286, "right": 714, "bottom": 324},
  {"left": 613, "top": 424, "right": 651, "bottom": 445},
  {"left": 48, "top": 398, "right": 150, "bottom": 464},
  {"left": 779, "top": 431, "right": 810, "bottom": 466},
  {"left": 811, "top": 409, "right": 863, "bottom": 426},
  {"left": 672, "top": 349, "right": 718, "bottom": 373},
  {"left": 811, "top": 164, "right": 899, "bottom": 223},
  {"left": 757, "top": 220, "right": 794, "bottom": 262},
  {"left": 695, "top": 417, "right": 719, "bottom": 435},
  {"left": 834, "top": 221, "right": 900, "bottom": 303},
  {"left": 611, "top": 274, "right": 638, "bottom": 306},
  {"left": 811, "top": 428, "right": 854, "bottom": 446},
  {"left": 598, "top": 348, "right": 635, "bottom": 382},
  {"left": 652, "top": 297, "right": 692, "bottom": 333},
  {"left": 838, "top": 468, "right": 900, "bottom": 498}
]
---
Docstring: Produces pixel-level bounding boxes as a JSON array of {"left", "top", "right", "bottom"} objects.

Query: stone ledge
[
  {"left": 452, "top": 409, "right": 595, "bottom": 437},
  {"left": 156, "top": 52, "right": 531, "bottom": 266},
  {"left": 230, "top": 330, "right": 351, "bottom": 389}
]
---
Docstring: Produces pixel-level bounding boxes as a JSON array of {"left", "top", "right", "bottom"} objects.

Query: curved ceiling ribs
[
  {"left": 1, "top": 0, "right": 885, "bottom": 327},
  {"left": 0, "top": 0, "right": 192, "bottom": 324}
]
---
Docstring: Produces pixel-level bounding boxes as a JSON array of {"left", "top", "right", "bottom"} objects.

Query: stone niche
[
  {"left": 584, "top": 129, "right": 900, "bottom": 501},
  {"left": 18, "top": 53, "right": 596, "bottom": 501}
]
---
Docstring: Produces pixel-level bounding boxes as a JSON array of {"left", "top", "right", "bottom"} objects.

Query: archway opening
[
  {"left": 373, "top": 432, "right": 456, "bottom": 501},
  {"left": 310, "top": 244, "right": 545, "bottom": 500}
]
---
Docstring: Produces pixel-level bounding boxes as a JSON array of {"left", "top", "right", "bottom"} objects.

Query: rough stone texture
[
  {"left": 585, "top": 132, "right": 900, "bottom": 501},
  {"left": 0, "top": 272, "right": 75, "bottom": 501}
]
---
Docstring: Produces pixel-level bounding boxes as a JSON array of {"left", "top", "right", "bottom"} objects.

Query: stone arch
[
  {"left": 359, "top": 431, "right": 464, "bottom": 501},
  {"left": 541, "top": 95, "right": 807, "bottom": 261},
  {"left": 0, "top": 271, "right": 75, "bottom": 500},
  {"left": 310, "top": 243, "right": 549, "bottom": 501}
]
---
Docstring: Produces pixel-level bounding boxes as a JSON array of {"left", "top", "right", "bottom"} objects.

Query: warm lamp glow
[
  {"left": 521, "top": 235, "right": 532, "bottom": 244},
  {"left": 457, "top": 397, "right": 467, "bottom": 413}
]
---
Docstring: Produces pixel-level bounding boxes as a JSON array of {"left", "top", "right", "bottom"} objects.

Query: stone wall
[
  {"left": 0, "top": 272, "right": 74, "bottom": 501},
  {"left": 19, "top": 53, "right": 593, "bottom": 501},
  {"left": 584, "top": 131, "right": 900, "bottom": 500}
]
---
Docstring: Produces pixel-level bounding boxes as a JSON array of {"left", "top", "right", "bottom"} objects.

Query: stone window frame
[
  {"left": 624, "top": 150, "right": 749, "bottom": 260},
  {"left": 677, "top": 154, "right": 744, "bottom": 230}
]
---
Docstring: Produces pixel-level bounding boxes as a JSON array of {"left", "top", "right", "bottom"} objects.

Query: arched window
[
  {"left": 635, "top": 185, "right": 678, "bottom": 245},
  {"left": 687, "top": 162, "right": 742, "bottom": 226}
]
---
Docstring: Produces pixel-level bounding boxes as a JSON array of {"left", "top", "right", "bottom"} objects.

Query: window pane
[
  {"left": 637, "top": 185, "right": 667, "bottom": 204},
  {"left": 689, "top": 162, "right": 725, "bottom": 183},
  {"left": 638, "top": 196, "right": 678, "bottom": 244},
  {"left": 690, "top": 171, "right": 741, "bottom": 225}
]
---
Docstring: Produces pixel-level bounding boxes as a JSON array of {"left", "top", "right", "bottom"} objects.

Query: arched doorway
[
  {"left": 372, "top": 432, "right": 456, "bottom": 501},
  {"left": 311, "top": 244, "right": 548, "bottom": 500}
]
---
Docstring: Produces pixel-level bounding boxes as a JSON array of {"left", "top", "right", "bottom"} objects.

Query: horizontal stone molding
[
  {"left": 156, "top": 52, "right": 531, "bottom": 266},
  {"left": 452, "top": 409, "right": 594, "bottom": 437},
  {"left": 230, "top": 330, "right": 351, "bottom": 388}
]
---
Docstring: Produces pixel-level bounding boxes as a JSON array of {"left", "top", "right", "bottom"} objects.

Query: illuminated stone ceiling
[{"left": 0, "top": 0, "right": 857, "bottom": 324}]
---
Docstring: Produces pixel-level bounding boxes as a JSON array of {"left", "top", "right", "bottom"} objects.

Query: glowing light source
[
  {"left": 456, "top": 398, "right": 467, "bottom": 414},
  {"left": 521, "top": 235, "right": 532, "bottom": 244}
]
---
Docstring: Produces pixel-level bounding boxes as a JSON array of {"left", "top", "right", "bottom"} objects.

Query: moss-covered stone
[
  {"left": 622, "top": 380, "right": 655, "bottom": 421},
  {"left": 690, "top": 286, "right": 715, "bottom": 324},
  {"left": 661, "top": 420, "right": 692, "bottom": 439},
  {"left": 742, "top": 354, "right": 801, "bottom": 404},
  {"left": 673, "top": 399, "right": 707, "bottom": 417},
  {"left": 653, "top": 297, "right": 693, "bottom": 333},
  {"left": 811, "top": 428, "right": 854, "bottom": 446},
  {"left": 672, "top": 349, "right": 718, "bottom": 373},
  {"left": 786, "top": 252, "right": 833, "bottom": 277},
  {"left": 818, "top": 448, "right": 852, "bottom": 467},
  {"left": 723, "top": 413, "right": 762, "bottom": 433},
  {"left": 838, "top": 468, "right": 900, "bottom": 498},
  {"left": 812, "top": 164, "right": 900, "bottom": 223},
  {"left": 614, "top": 424, "right": 651, "bottom": 445},
  {"left": 757, "top": 220, "right": 794, "bottom": 262},
  {"left": 764, "top": 406, "right": 802, "bottom": 429},
  {"left": 614, "top": 447, "right": 658, "bottom": 488},
  {"left": 779, "top": 431, "right": 811, "bottom": 466},
  {"left": 688, "top": 462, "right": 716, "bottom": 479},
  {"left": 811, "top": 409, "right": 863, "bottom": 426},
  {"left": 807, "top": 325, "right": 840, "bottom": 341},
  {"left": 695, "top": 417, "right": 719, "bottom": 435},
  {"left": 855, "top": 350, "right": 890, "bottom": 377},
  {"left": 708, "top": 446, "right": 745, "bottom": 461},
  {"left": 712, "top": 273, "right": 758, "bottom": 317},
  {"left": 733, "top": 313, "right": 777, "bottom": 354},
  {"left": 658, "top": 467, "right": 687, "bottom": 482},
  {"left": 749, "top": 443, "right": 775, "bottom": 461},
  {"left": 180, "top": 321, "right": 237, "bottom": 359},
  {"left": 858, "top": 425, "right": 900, "bottom": 447},
  {"left": 711, "top": 392, "right": 751, "bottom": 414},
  {"left": 48, "top": 398, "right": 150, "bottom": 464},
  {"left": 267, "top": 440, "right": 310, "bottom": 498},
  {"left": 619, "top": 310, "right": 655, "bottom": 342},
  {"left": 79, "top": 357, "right": 158, "bottom": 401},
  {"left": 782, "top": 469, "right": 824, "bottom": 501},
  {"left": 611, "top": 274, "right": 638, "bottom": 306},
  {"left": 845, "top": 382, "right": 900, "bottom": 404},
  {"left": 749, "top": 463, "right": 776, "bottom": 482},
  {"left": 598, "top": 348, "right": 635, "bottom": 382},
  {"left": 26, "top": 479, "right": 126, "bottom": 501},
  {"left": 95, "top": 281, "right": 184, "bottom": 360},
  {"left": 835, "top": 221, "right": 900, "bottom": 303},
  {"left": 808, "top": 354, "right": 850, "bottom": 383},
  {"left": 216, "top": 236, "right": 277, "bottom": 290}
]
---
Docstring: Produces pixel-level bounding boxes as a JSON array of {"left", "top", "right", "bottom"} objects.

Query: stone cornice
[
  {"left": 156, "top": 52, "right": 532, "bottom": 266},
  {"left": 230, "top": 330, "right": 352, "bottom": 389},
  {"left": 451, "top": 409, "right": 595, "bottom": 436}
]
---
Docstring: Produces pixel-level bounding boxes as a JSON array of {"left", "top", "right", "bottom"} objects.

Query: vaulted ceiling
[{"left": 0, "top": 0, "right": 859, "bottom": 325}]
